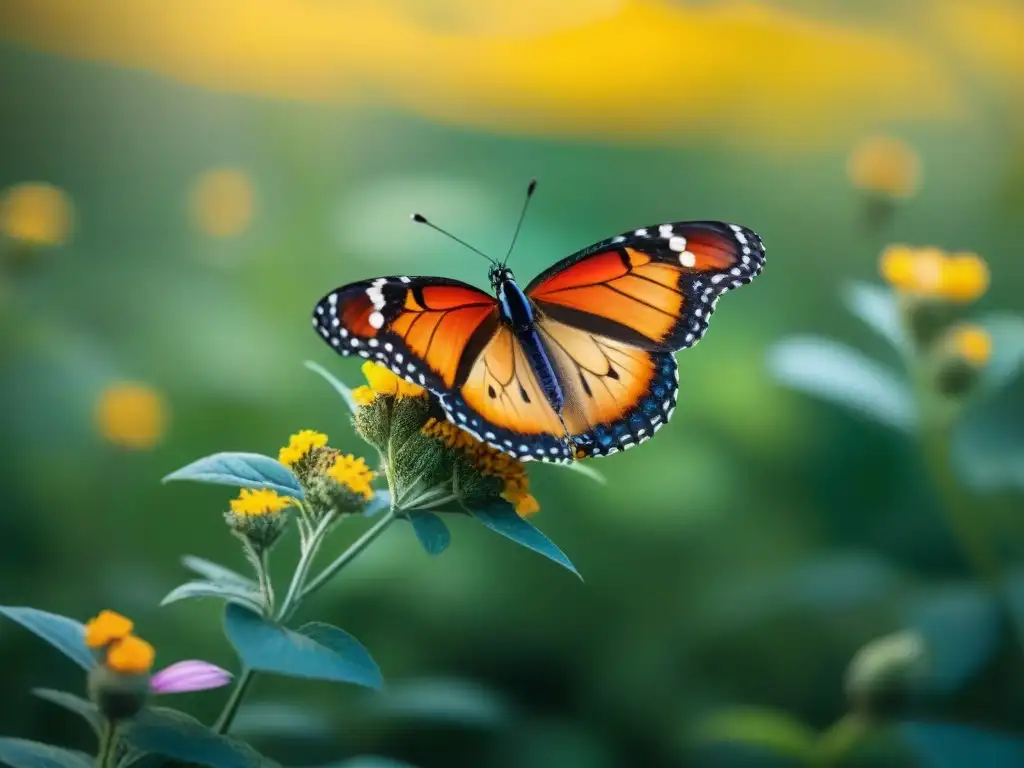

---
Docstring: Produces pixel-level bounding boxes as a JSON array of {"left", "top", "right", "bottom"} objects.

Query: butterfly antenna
[
  {"left": 411, "top": 213, "right": 498, "bottom": 266},
  {"left": 502, "top": 178, "right": 537, "bottom": 267}
]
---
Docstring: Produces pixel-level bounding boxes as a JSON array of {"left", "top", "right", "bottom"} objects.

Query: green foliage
[
  {"left": 304, "top": 360, "right": 359, "bottom": 415},
  {"left": 842, "top": 282, "right": 910, "bottom": 356},
  {"left": 469, "top": 502, "right": 579, "bottom": 578},
  {"left": 160, "top": 581, "right": 264, "bottom": 613},
  {"left": 768, "top": 337, "right": 916, "bottom": 432},
  {"left": 0, "top": 739, "right": 92, "bottom": 768},
  {"left": 0, "top": 607, "right": 92, "bottom": 670},
  {"left": 124, "top": 707, "right": 272, "bottom": 768},
  {"left": 180, "top": 557, "right": 259, "bottom": 590},
  {"left": 223, "top": 604, "right": 383, "bottom": 689},
  {"left": 163, "top": 453, "right": 304, "bottom": 498},
  {"left": 687, "top": 707, "right": 817, "bottom": 765},
  {"left": 404, "top": 511, "right": 452, "bottom": 556},
  {"left": 30, "top": 689, "right": 101, "bottom": 734}
]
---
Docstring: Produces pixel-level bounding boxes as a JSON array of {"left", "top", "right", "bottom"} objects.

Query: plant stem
[
  {"left": 96, "top": 720, "right": 118, "bottom": 768},
  {"left": 213, "top": 666, "right": 255, "bottom": 734},
  {"left": 257, "top": 549, "right": 275, "bottom": 616},
  {"left": 298, "top": 507, "right": 397, "bottom": 604},
  {"left": 812, "top": 713, "right": 868, "bottom": 767}
]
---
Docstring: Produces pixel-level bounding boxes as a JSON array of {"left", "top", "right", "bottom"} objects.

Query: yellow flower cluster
[
  {"left": 423, "top": 418, "right": 540, "bottom": 517},
  {"left": 278, "top": 430, "right": 328, "bottom": 467},
  {"left": 946, "top": 324, "right": 993, "bottom": 367},
  {"left": 353, "top": 360, "right": 426, "bottom": 405},
  {"left": 326, "top": 454, "right": 376, "bottom": 500},
  {"left": 229, "top": 488, "right": 293, "bottom": 516},
  {"left": 84, "top": 610, "right": 155, "bottom": 675},
  {"left": 848, "top": 136, "right": 921, "bottom": 200},
  {"left": 879, "top": 245, "right": 989, "bottom": 302}
]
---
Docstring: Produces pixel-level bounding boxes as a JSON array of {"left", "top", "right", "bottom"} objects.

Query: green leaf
[
  {"left": 405, "top": 511, "right": 451, "bottom": 555},
  {"left": 328, "top": 760, "right": 419, "bottom": 768},
  {"left": 181, "top": 556, "right": 257, "bottom": 590},
  {"left": 31, "top": 689, "right": 100, "bottom": 734},
  {"left": 304, "top": 360, "right": 358, "bottom": 414},
  {"left": 688, "top": 707, "right": 817, "bottom": 762},
  {"left": 0, "top": 607, "right": 92, "bottom": 670},
  {"left": 223, "top": 604, "right": 383, "bottom": 689},
  {"left": 0, "top": 739, "right": 92, "bottom": 768},
  {"left": 125, "top": 707, "right": 271, "bottom": 768},
  {"left": 976, "top": 313, "right": 1024, "bottom": 395},
  {"left": 162, "top": 453, "right": 303, "bottom": 499},
  {"left": 296, "top": 623, "right": 384, "bottom": 689},
  {"left": 843, "top": 282, "right": 909, "bottom": 355},
  {"left": 366, "top": 678, "right": 511, "bottom": 728},
  {"left": 469, "top": 502, "right": 580, "bottom": 579},
  {"left": 160, "top": 581, "right": 264, "bottom": 612},
  {"left": 768, "top": 336, "right": 916, "bottom": 433},
  {"left": 556, "top": 461, "right": 606, "bottom": 486}
]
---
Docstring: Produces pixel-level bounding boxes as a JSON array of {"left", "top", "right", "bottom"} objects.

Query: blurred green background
[{"left": 1, "top": 1, "right": 1023, "bottom": 766}]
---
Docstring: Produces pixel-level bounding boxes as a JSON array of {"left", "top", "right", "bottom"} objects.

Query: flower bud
[
  {"left": 224, "top": 489, "right": 292, "bottom": 552},
  {"left": 933, "top": 324, "right": 992, "bottom": 399},
  {"left": 846, "top": 631, "right": 928, "bottom": 720},
  {"left": 88, "top": 635, "right": 155, "bottom": 721}
]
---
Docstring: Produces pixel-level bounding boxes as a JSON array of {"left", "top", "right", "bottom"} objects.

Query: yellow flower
[
  {"left": 352, "top": 386, "right": 376, "bottom": 406},
  {"left": 361, "top": 361, "right": 426, "bottom": 399},
  {"left": 189, "top": 168, "right": 254, "bottom": 238},
  {"left": 85, "top": 610, "right": 134, "bottom": 649},
  {"left": 940, "top": 253, "right": 990, "bottom": 302},
  {"left": 229, "top": 488, "right": 293, "bottom": 516},
  {"left": 326, "top": 454, "right": 376, "bottom": 500},
  {"left": 948, "top": 324, "right": 992, "bottom": 366},
  {"left": 848, "top": 135, "right": 922, "bottom": 199},
  {"left": 879, "top": 245, "right": 989, "bottom": 302},
  {"left": 105, "top": 635, "right": 155, "bottom": 675},
  {"left": 423, "top": 418, "right": 541, "bottom": 517},
  {"left": 0, "top": 182, "right": 73, "bottom": 246},
  {"left": 278, "top": 430, "right": 328, "bottom": 468},
  {"left": 95, "top": 382, "right": 168, "bottom": 450}
]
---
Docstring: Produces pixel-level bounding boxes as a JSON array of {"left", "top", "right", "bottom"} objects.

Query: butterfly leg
[{"left": 556, "top": 412, "right": 593, "bottom": 460}]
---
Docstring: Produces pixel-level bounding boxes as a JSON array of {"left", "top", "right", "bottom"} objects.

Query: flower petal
[{"left": 150, "top": 660, "right": 233, "bottom": 694}]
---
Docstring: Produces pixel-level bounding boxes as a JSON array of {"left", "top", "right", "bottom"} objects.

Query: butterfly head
[{"left": 488, "top": 264, "right": 516, "bottom": 290}]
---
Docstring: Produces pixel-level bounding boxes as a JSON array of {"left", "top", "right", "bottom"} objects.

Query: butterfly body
[{"left": 314, "top": 220, "right": 765, "bottom": 464}]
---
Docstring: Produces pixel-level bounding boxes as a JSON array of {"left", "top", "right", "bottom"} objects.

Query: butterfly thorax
[{"left": 494, "top": 273, "right": 565, "bottom": 414}]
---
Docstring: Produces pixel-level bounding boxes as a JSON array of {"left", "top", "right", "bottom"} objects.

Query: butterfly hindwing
[{"left": 526, "top": 221, "right": 765, "bottom": 352}]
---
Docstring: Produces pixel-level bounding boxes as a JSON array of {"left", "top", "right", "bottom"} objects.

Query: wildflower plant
[{"left": 0, "top": 358, "right": 602, "bottom": 767}]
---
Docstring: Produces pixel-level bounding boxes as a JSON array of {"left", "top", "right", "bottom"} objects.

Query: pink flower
[{"left": 149, "top": 660, "right": 232, "bottom": 694}]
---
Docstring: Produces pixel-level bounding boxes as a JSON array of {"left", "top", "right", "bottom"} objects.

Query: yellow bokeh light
[
  {"left": 189, "top": 169, "right": 254, "bottom": 238},
  {"left": 95, "top": 382, "right": 169, "bottom": 450},
  {"left": 847, "top": 136, "right": 921, "bottom": 199},
  {"left": 0, "top": 182, "right": 73, "bottom": 246}
]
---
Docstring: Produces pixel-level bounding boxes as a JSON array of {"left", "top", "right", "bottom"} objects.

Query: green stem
[
  {"left": 257, "top": 549, "right": 275, "bottom": 616},
  {"left": 213, "top": 667, "right": 255, "bottom": 735},
  {"left": 812, "top": 713, "right": 868, "bottom": 767},
  {"left": 96, "top": 720, "right": 118, "bottom": 768},
  {"left": 298, "top": 507, "right": 397, "bottom": 605}
]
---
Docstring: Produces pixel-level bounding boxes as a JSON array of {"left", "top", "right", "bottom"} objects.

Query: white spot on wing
[{"left": 368, "top": 311, "right": 385, "bottom": 329}]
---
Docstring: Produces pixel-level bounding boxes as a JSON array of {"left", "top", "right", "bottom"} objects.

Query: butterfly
[{"left": 313, "top": 183, "right": 765, "bottom": 464}]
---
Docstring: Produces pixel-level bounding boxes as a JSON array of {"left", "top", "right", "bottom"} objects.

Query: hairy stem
[
  {"left": 213, "top": 667, "right": 255, "bottom": 735},
  {"left": 96, "top": 720, "right": 118, "bottom": 768}
]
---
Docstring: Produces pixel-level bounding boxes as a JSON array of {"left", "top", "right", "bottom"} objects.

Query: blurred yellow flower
[
  {"left": 940, "top": 253, "right": 990, "bottom": 302},
  {"left": 229, "top": 488, "right": 293, "bottom": 516},
  {"left": 85, "top": 610, "right": 134, "bottom": 649},
  {"left": 106, "top": 635, "right": 155, "bottom": 675},
  {"left": 0, "top": 182, "right": 72, "bottom": 246},
  {"left": 189, "top": 169, "right": 254, "bottom": 238},
  {"left": 278, "top": 430, "right": 328, "bottom": 468},
  {"left": 935, "top": 0, "right": 1024, "bottom": 82},
  {"left": 879, "top": 245, "right": 989, "bottom": 302},
  {"left": 326, "top": 454, "right": 376, "bottom": 500},
  {"left": 0, "top": 1, "right": 960, "bottom": 147},
  {"left": 96, "top": 382, "right": 168, "bottom": 450},
  {"left": 948, "top": 324, "right": 993, "bottom": 366},
  {"left": 847, "top": 136, "right": 921, "bottom": 199},
  {"left": 361, "top": 360, "right": 426, "bottom": 399},
  {"left": 423, "top": 417, "right": 540, "bottom": 517}
]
